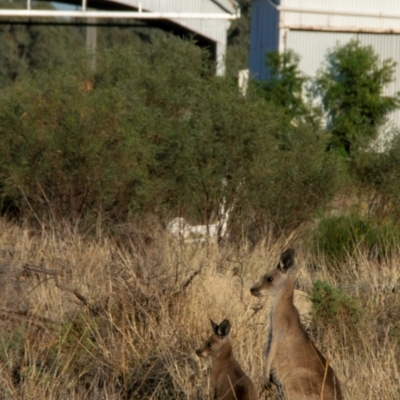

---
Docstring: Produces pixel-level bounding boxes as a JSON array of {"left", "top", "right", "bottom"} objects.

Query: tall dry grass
[{"left": 0, "top": 218, "right": 399, "bottom": 399}]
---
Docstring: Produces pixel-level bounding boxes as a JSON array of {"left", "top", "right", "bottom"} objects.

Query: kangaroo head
[
  {"left": 195, "top": 319, "right": 231, "bottom": 358},
  {"left": 250, "top": 248, "right": 295, "bottom": 297}
]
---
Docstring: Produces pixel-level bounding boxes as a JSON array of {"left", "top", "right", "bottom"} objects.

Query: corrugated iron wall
[
  {"left": 286, "top": 30, "right": 400, "bottom": 128},
  {"left": 249, "top": 0, "right": 400, "bottom": 128},
  {"left": 280, "top": 0, "right": 400, "bottom": 33},
  {"left": 112, "top": 0, "right": 235, "bottom": 74},
  {"left": 116, "top": 0, "right": 231, "bottom": 44}
]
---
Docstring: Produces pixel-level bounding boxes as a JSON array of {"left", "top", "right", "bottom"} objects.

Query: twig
[
  {"left": 320, "top": 357, "right": 330, "bottom": 400},
  {"left": 18, "top": 186, "right": 44, "bottom": 230},
  {"left": 36, "top": 179, "right": 56, "bottom": 223},
  {"left": 181, "top": 262, "right": 206, "bottom": 290},
  {"left": 0, "top": 308, "right": 58, "bottom": 326},
  {"left": 22, "top": 263, "right": 94, "bottom": 311}
]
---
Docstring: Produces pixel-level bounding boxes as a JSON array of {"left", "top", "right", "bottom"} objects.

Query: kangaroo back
[
  {"left": 196, "top": 319, "right": 258, "bottom": 400},
  {"left": 250, "top": 249, "right": 343, "bottom": 400}
]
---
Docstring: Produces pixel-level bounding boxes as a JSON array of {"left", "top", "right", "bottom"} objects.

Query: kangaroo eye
[
  {"left": 267, "top": 277, "right": 273, "bottom": 282},
  {"left": 208, "top": 342, "right": 213, "bottom": 347}
]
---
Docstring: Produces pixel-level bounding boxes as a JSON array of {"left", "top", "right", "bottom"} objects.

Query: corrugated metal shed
[
  {"left": 102, "top": 0, "right": 238, "bottom": 74},
  {"left": 249, "top": 0, "right": 400, "bottom": 128},
  {"left": 0, "top": 0, "right": 238, "bottom": 75},
  {"left": 280, "top": 0, "right": 400, "bottom": 33},
  {"left": 113, "top": 0, "right": 232, "bottom": 42},
  {"left": 112, "top": 0, "right": 238, "bottom": 75}
]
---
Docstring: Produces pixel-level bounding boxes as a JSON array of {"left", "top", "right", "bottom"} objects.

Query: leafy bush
[
  {"left": 351, "top": 132, "right": 400, "bottom": 222},
  {"left": 311, "top": 213, "right": 400, "bottom": 266},
  {"left": 261, "top": 50, "right": 307, "bottom": 120},
  {"left": 316, "top": 39, "right": 400, "bottom": 156},
  {"left": 311, "top": 214, "right": 372, "bottom": 266},
  {"left": 0, "top": 37, "right": 339, "bottom": 237},
  {"left": 310, "top": 280, "right": 364, "bottom": 341},
  {"left": 239, "top": 122, "right": 340, "bottom": 239}
]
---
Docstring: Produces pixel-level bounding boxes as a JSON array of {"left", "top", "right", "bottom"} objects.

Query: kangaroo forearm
[{"left": 265, "top": 347, "right": 276, "bottom": 380}]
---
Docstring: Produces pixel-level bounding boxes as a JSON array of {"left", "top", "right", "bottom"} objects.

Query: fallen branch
[
  {"left": 170, "top": 262, "right": 207, "bottom": 298},
  {"left": 181, "top": 262, "right": 207, "bottom": 290},
  {"left": 22, "top": 263, "right": 95, "bottom": 312},
  {"left": 0, "top": 307, "right": 58, "bottom": 328}
]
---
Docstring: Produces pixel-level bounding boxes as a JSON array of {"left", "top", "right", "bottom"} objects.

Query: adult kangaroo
[
  {"left": 250, "top": 249, "right": 343, "bottom": 400},
  {"left": 196, "top": 319, "right": 258, "bottom": 400}
]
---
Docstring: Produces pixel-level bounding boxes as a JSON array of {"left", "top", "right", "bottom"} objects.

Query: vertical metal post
[
  {"left": 27, "top": 0, "right": 32, "bottom": 10},
  {"left": 215, "top": 41, "right": 226, "bottom": 76},
  {"left": 86, "top": 18, "right": 97, "bottom": 70},
  {"left": 238, "top": 69, "right": 249, "bottom": 96}
]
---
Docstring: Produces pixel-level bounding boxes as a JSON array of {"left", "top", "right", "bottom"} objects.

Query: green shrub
[
  {"left": 310, "top": 280, "right": 364, "bottom": 341},
  {"left": 316, "top": 39, "right": 400, "bottom": 156},
  {"left": 351, "top": 132, "right": 400, "bottom": 223},
  {"left": 311, "top": 214, "right": 373, "bottom": 266},
  {"left": 312, "top": 214, "right": 400, "bottom": 266},
  {"left": 0, "top": 36, "right": 340, "bottom": 237}
]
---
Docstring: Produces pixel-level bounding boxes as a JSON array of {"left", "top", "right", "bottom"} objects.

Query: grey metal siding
[
  {"left": 286, "top": 30, "right": 400, "bottom": 128},
  {"left": 285, "top": 30, "right": 355, "bottom": 78},
  {"left": 356, "top": 33, "right": 400, "bottom": 128},
  {"left": 279, "top": 0, "right": 400, "bottom": 33},
  {"left": 113, "top": 0, "right": 232, "bottom": 44}
]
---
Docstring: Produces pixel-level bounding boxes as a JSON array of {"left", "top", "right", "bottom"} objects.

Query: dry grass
[{"left": 0, "top": 218, "right": 399, "bottom": 399}]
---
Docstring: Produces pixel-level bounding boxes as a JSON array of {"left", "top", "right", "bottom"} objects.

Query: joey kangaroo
[
  {"left": 250, "top": 249, "right": 343, "bottom": 400},
  {"left": 196, "top": 319, "right": 258, "bottom": 400}
]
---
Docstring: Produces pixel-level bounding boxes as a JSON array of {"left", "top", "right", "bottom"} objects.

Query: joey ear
[
  {"left": 217, "top": 319, "right": 231, "bottom": 338},
  {"left": 277, "top": 248, "right": 295, "bottom": 273},
  {"left": 210, "top": 319, "right": 219, "bottom": 335}
]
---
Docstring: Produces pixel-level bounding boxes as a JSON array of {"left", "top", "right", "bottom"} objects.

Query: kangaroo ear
[
  {"left": 277, "top": 248, "right": 295, "bottom": 273},
  {"left": 210, "top": 319, "right": 219, "bottom": 335},
  {"left": 217, "top": 319, "right": 231, "bottom": 338}
]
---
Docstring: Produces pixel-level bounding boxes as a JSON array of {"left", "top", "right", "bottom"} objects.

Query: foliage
[
  {"left": 0, "top": 37, "right": 339, "bottom": 236},
  {"left": 0, "top": 1, "right": 171, "bottom": 88},
  {"left": 0, "top": 0, "right": 250, "bottom": 87},
  {"left": 316, "top": 39, "right": 400, "bottom": 156},
  {"left": 0, "top": 1, "right": 86, "bottom": 87},
  {"left": 310, "top": 280, "right": 364, "bottom": 343},
  {"left": 312, "top": 214, "right": 373, "bottom": 266},
  {"left": 261, "top": 50, "right": 309, "bottom": 122},
  {"left": 239, "top": 122, "right": 340, "bottom": 239},
  {"left": 311, "top": 213, "right": 400, "bottom": 267},
  {"left": 351, "top": 132, "right": 400, "bottom": 222},
  {"left": 226, "top": 0, "right": 251, "bottom": 77}
]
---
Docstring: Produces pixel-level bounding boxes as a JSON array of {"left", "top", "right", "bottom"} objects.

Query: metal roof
[
  {"left": 212, "top": 0, "right": 238, "bottom": 14},
  {"left": 0, "top": 0, "right": 238, "bottom": 74}
]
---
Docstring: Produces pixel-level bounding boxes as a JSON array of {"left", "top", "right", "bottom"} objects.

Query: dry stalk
[{"left": 22, "top": 263, "right": 95, "bottom": 312}]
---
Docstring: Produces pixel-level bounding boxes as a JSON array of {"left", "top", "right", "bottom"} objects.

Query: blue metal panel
[{"left": 249, "top": 0, "right": 280, "bottom": 80}]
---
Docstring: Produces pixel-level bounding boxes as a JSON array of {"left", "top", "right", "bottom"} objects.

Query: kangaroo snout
[
  {"left": 195, "top": 348, "right": 206, "bottom": 358},
  {"left": 250, "top": 280, "right": 265, "bottom": 297},
  {"left": 250, "top": 286, "right": 260, "bottom": 297},
  {"left": 250, "top": 285, "right": 260, "bottom": 296}
]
